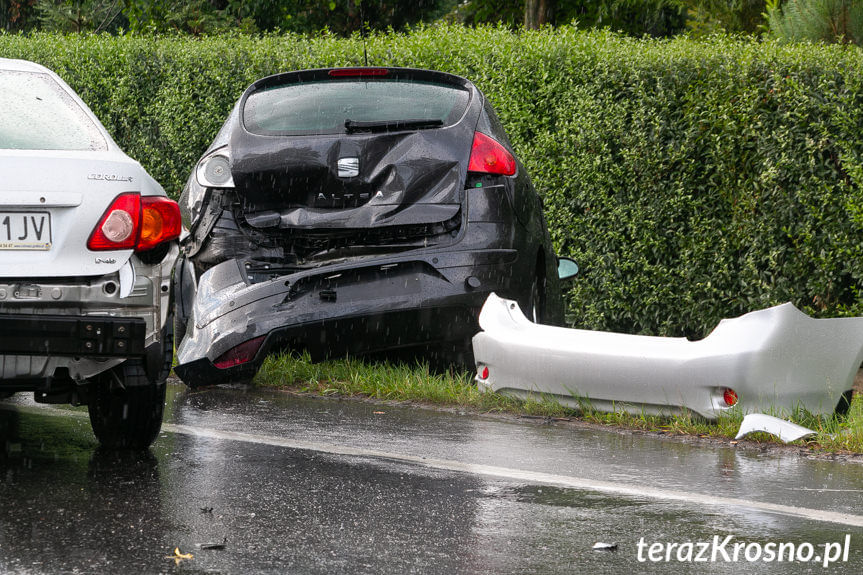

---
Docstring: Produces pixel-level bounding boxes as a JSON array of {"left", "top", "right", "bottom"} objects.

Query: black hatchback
[{"left": 173, "top": 67, "right": 572, "bottom": 386}]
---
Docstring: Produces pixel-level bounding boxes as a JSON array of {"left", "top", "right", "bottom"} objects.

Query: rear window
[
  {"left": 0, "top": 70, "right": 107, "bottom": 151},
  {"left": 243, "top": 79, "right": 470, "bottom": 136}
]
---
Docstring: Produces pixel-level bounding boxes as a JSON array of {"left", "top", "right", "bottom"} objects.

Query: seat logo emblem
[{"left": 337, "top": 157, "right": 359, "bottom": 178}]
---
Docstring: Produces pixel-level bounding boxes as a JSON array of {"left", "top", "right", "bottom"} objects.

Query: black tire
[
  {"left": 527, "top": 261, "right": 546, "bottom": 324},
  {"left": 835, "top": 389, "right": 854, "bottom": 418},
  {"left": 88, "top": 360, "right": 166, "bottom": 449},
  {"left": 161, "top": 315, "right": 175, "bottom": 382},
  {"left": 173, "top": 308, "right": 187, "bottom": 349},
  {"left": 172, "top": 254, "right": 193, "bottom": 346},
  {"left": 88, "top": 321, "right": 172, "bottom": 449}
]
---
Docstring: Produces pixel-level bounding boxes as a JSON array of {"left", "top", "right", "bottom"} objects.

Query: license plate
[{"left": 0, "top": 212, "right": 52, "bottom": 250}]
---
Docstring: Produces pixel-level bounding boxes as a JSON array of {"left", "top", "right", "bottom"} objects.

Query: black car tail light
[{"left": 468, "top": 132, "right": 516, "bottom": 176}]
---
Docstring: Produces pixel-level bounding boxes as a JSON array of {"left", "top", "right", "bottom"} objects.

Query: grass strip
[{"left": 254, "top": 352, "right": 863, "bottom": 454}]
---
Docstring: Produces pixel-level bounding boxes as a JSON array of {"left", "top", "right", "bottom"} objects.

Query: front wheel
[{"left": 87, "top": 360, "right": 166, "bottom": 449}]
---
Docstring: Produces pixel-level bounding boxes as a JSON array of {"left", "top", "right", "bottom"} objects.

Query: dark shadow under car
[{"left": 173, "top": 67, "right": 568, "bottom": 386}]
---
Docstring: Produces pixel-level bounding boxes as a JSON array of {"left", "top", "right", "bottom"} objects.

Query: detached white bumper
[{"left": 472, "top": 294, "right": 863, "bottom": 419}]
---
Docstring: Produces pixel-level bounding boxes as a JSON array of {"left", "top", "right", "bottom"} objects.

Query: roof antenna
[{"left": 359, "top": 1, "right": 369, "bottom": 66}]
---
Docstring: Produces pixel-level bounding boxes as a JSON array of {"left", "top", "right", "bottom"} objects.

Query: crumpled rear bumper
[
  {"left": 472, "top": 293, "right": 863, "bottom": 419},
  {"left": 175, "top": 250, "right": 518, "bottom": 386},
  {"left": 1, "top": 245, "right": 176, "bottom": 385}
]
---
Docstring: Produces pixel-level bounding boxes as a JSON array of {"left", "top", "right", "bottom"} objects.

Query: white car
[{"left": 0, "top": 58, "right": 180, "bottom": 448}]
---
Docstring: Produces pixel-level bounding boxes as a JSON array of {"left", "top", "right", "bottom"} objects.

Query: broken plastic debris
[
  {"left": 734, "top": 413, "right": 817, "bottom": 443},
  {"left": 473, "top": 294, "right": 863, "bottom": 419},
  {"left": 592, "top": 542, "right": 618, "bottom": 551},
  {"left": 201, "top": 538, "right": 228, "bottom": 551}
]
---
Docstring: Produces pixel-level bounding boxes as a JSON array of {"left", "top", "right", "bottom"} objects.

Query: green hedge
[{"left": 3, "top": 26, "right": 863, "bottom": 337}]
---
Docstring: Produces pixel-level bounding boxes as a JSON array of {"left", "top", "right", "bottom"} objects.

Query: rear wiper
[{"left": 344, "top": 118, "right": 444, "bottom": 134}]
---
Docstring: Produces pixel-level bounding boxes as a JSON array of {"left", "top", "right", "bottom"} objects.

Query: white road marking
[
  {"left": 162, "top": 423, "right": 863, "bottom": 529},
  {"left": 6, "top": 402, "right": 863, "bottom": 528}
]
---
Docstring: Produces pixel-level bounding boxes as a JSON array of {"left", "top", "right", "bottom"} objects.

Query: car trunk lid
[
  {"left": 0, "top": 151, "right": 142, "bottom": 278},
  {"left": 233, "top": 131, "right": 465, "bottom": 229},
  {"left": 229, "top": 68, "right": 481, "bottom": 234}
]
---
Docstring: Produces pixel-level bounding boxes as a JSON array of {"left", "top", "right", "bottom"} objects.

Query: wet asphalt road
[{"left": 1, "top": 382, "right": 863, "bottom": 574}]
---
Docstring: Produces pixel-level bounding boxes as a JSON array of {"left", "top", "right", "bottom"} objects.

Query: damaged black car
[{"left": 173, "top": 67, "right": 573, "bottom": 386}]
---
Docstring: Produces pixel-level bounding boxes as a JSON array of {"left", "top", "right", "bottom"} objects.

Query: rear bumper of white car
[
  {"left": 0, "top": 244, "right": 177, "bottom": 387},
  {"left": 473, "top": 293, "right": 863, "bottom": 419}
]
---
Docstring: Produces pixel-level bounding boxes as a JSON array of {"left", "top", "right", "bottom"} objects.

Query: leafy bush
[{"left": 3, "top": 26, "right": 862, "bottom": 337}]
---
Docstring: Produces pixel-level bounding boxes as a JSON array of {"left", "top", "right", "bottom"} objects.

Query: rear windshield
[
  {"left": 243, "top": 78, "right": 470, "bottom": 136},
  {"left": 0, "top": 70, "right": 107, "bottom": 151}
]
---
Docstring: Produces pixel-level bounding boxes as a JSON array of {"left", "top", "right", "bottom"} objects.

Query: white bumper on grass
[{"left": 472, "top": 293, "right": 863, "bottom": 419}]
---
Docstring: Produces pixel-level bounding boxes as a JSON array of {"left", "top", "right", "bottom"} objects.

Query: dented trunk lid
[{"left": 229, "top": 68, "right": 482, "bottom": 232}]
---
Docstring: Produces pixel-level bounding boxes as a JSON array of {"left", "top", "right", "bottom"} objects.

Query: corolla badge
[
  {"left": 88, "top": 173, "right": 134, "bottom": 182},
  {"left": 337, "top": 157, "right": 360, "bottom": 178}
]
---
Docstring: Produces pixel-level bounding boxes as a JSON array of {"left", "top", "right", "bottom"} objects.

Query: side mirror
[{"left": 557, "top": 257, "right": 579, "bottom": 281}]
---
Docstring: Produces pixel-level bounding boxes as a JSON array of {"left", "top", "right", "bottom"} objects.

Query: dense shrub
[{"left": 2, "top": 26, "right": 862, "bottom": 337}]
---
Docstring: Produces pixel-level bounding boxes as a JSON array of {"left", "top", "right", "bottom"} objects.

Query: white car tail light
[
  {"left": 87, "top": 193, "right": 140, "bottom": 250},
  {"left": 88, "top": 193, "right": 181, "bottom": 252},
  {"left": 138, "top": 196, "right": 182, "bottom": 251}
]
